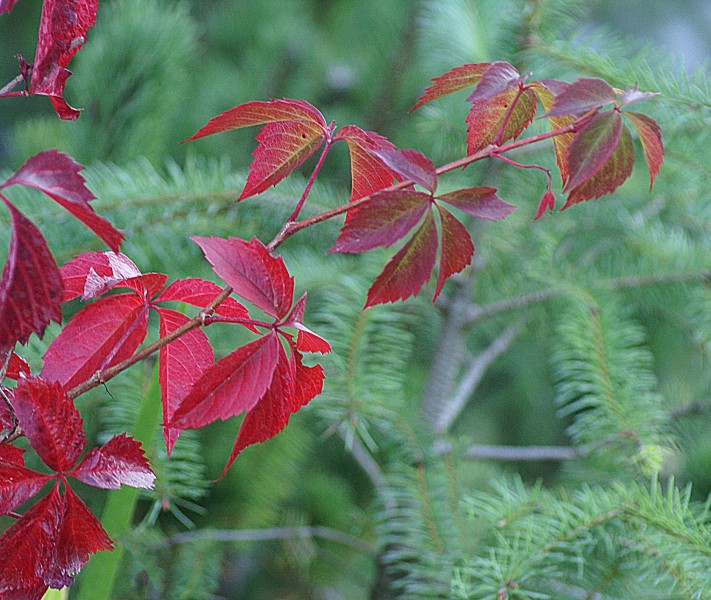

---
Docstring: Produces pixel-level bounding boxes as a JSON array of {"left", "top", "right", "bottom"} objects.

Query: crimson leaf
[
  {"left": 434, "top": 205, "right": 474, "bottom": 301},
  {"left": 466, "top": 61, "right": 523, "bottom": 104},
  {"left": 366, "top": 210, "right": 438, "bottom": 307},
  {"left": 546, "top": 77, "right": 616, "bottom": 117},
  {"left": 530, "top": 81, "right": 575, "bottom": 185},
  {"left": 411, "top": 62, "right": 492, "bottom": 111},
  {"left": 466, "top": 87, "right": 537, "bottom": 153},
  {"left": 0, "top": 484, "right": 63, "bottom": 596},
  {"left": 563, "top": 123, "right": 634, "bottom": 208},
  {"left": 41, "top": 294, "right": 149, "bottom": 389},
  {"left": 373, "top": 148, "right": 437, "bottom": 193},
  {"left": 71, "top": 433, "right": 155, "bottom": 489},
  {"left": 0, "top": 150, "right": 123, "bottom": 251},
  {"left": 624, "top": 111, "right": 664, "bottom": 190},
  {"left": 61, "top": 251, "right": 143, "bottom": 301},
  {"left": 330, "top": 189, "right": 431, "bottom": 254},
  {"left": 192, "top": 236, "right": 294, "bottom": 319},
  {"left": 170, "top": 332, "right": 281, "bottom": 430},
  {"left": 333, "top": 125, "right": 398, "bottom": 201},
  {"left": 55, "top": 484, "right": 114, "bottom": 580},
  {"left": 0, "top": 445, "right": 52, "bottom": 515},
  {"left": 183, "top": 99, "right": 329, "bottom": 200},
  {"left": 155, "top": 308, "right": 214, "bottom": 452},
  {"left": 12, "top": 377, "right": 85, "bottom": 473},
  {"left": 436, "top": 187, "right": 515, "bottom": 220},
  {"left": 281, "top": 293, "right": 331, "bottom": 354},
  {"left": 0, "top": 0, "right": 18, "bottom": 14},
  {"left": 220, "top": 338, "right": 325, "bottom": 477},
  {"left": 28, "top": 0, "right": 98, "bottom": 119},
  {"left": 564, "top": 111, "right": 623, "bottom": 193},
  {"left": 0, "top": 198, "right": 63, "bottom": 350},
  {"left": 156, "top": 277, "right": 252, "bottom": 322}
]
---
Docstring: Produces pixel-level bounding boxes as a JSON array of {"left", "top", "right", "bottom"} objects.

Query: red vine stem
[{"left": 285, "top": 122, "right": 335, "bottom": 224}]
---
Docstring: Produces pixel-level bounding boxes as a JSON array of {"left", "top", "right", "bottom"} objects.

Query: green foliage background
[{"left": 1, "top": 0, "right": 711, "bottom": 598}]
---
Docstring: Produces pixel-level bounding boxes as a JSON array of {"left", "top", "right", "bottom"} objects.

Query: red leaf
[
  {"left": 156, "top": 278, "right": 252, "bottom": 322},
  {"left": 61, "top": 251, "right": 166, "bottom": 301},
  {"left": 530, "top": 81, "right": 575, "bottom": 185},
  {"left": 12, "top": 378, "right": 85, "bottom": 472},
  {"left": 546, "top": 77, "right": 616, "bottom": 117},
  {"left": 41, "top": 294, "right": 149, "bottom": 389},
  {"left": 28, "top": 0, "right": 98, "bottom": 120},
  {"left": 372, "top": 148, "right": 437, "bottom": 193},
  {"left": 434, "top": 206, "right": 474, "bottom": 301},
  {"left": 411, "top": 62, "right": 492, "bottom": 111},
  {"left": 240, "top": 120, "right": 327, "bottom": 200},
  {"left": 1, "top": 150, "right": 122, "bottom": 250},
  {"left": 281, "top": 293, "right": 331, "bottom": 354},
  {"left": 55, "top": 484, "right": 113, "bottom": 581},
  {"left": 5, "top": 352, "right": 31, "bottom": 380},
  {"left": 222, "top": 339, "right": 325, "bottom": 476},
  {"left": 0, "top": 0, "right": 18, "bottom": 14},
  {"left": 534, "top": 189, "right": 556, "bottom": 220},
  {"left": 366, "top": 210, "right": 438, "bottom": 307},
  {"left": 171, "top": 333, "right": 280, "bottom": 430},
  {"left": 0, "top": 199, "right": 62, "bottom": 350},
  {"left": 333, "top": 125, "right": 397, "bottom": 201},
  {"left": 192, "top": 236, "right": 294, "bottom": 319},
  {"left": 466, "top": 61, "right": 522, "bottom": 104},
  {"left": 0, "top": 393, "right": 14, "bottom": 430},
  {"left": 0, "top": 445, "right": 51, "bottom": 515},
  {"left": 219, "top": 342, "right": 296, "bottom": 476},
  {"left": 624, "top": 111, "right": 664, "bottom": 190},
  {"left": 291, "top": 342, "right": 325, "bottom": 407},
  {"left": 155, "top": 308, "right": 214, "bottom": 451},
  {"left": 71, "top": 433, "right": 155, "bottom": 489},
  {"left": 0, "top": 484, "right": 62, "bottom": 595},
  {"left": 330, "top": 189, "right": 431, "bottom": 254},
  {"left": 563, "top": 124, "right": 634, "bottom": 207},
  {"left": 466, "top": 87, "right": 537, "bottom": 153},
  {"left": 59, "top": 251, "right": 119, "bottom": 301},
  {"left": 184, "top": 98, "right": 327, "bottom": 141},
  {"left": 436, "top": 187, "right": 515, "bottom": 220},
  {"left": 564, "top": 111, "right": 623, "bottom": 192},
  {"left": 183, "top": 99, "right": 329, "bottom": 201}
]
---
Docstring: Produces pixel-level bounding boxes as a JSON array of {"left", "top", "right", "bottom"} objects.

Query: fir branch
[{"left": 434, "top": 320, "right": 524, "bottom": 434}]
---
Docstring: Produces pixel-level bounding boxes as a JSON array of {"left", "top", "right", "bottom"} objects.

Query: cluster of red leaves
[
  {"left": 185, "top": 61, "right": 662, "bottom": 307},
  {"left": 0, "top": 149, "right": 331, "bottom": 596},
  {"left": 412, "top": 62, "right": 663, "bottom": 217},
  {"left": 0, "top": 0, "right": 98, "bottom": 119},
  {"left": 0, "top": 6, "right": 664, "bottom": 592}
]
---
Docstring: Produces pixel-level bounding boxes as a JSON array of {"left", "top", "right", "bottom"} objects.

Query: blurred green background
[{"left": 1, "top": 1, "right": 710, "bottom": 599}]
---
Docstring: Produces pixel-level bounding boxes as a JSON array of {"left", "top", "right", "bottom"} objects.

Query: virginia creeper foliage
[{"left": 0, "top": 1, "right": 663, "bottom": 595}]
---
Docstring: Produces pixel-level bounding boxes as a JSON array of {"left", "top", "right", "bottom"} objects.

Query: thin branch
[
  {"left": 0, "top": 74, "right": 24, "bottom": 96},
  {"left": 668, "top": 400, "right": 711, "bottom": 419},
  {"left": 421, "top": 271, "right": 475, "bottom": 421},
  {"left": 150, "top": 526, "right": 376, "bottom": 555},
  {"left": 463, "top": 271, "right": 711, "bottom": 327},
  {"left": 434, "top": 321, "right": 524, "bottom": 435},
  {"left": 436, "top": 442, "right": 582, "bottom": 461}
]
